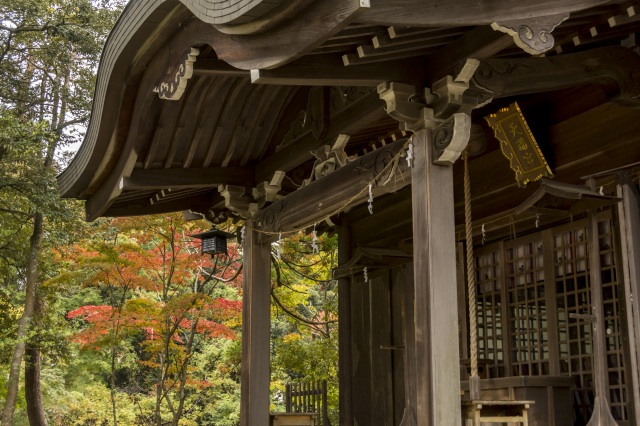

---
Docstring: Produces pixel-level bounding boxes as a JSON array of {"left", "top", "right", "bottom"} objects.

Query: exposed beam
[
  {"left": 103, "top": 191, "right": 216, "bottom": 217},
  {"left": 192, "top": 59, "right": 251, "bottom": 77},
  {"left": 358, "top": 0, "right": 611, "bottom": 26},
  {"left": 424, "top": 25, "right": 513, "bottom": 84},
  {"left": 251, "top": 55, "right": 425, "bottom": 86},
  {"left": 255, "top": 89, "right": 387, "bottom": 182},
  {"left": 121, "top": 167, "right": 254, "bottom": 190},
  {"left": 254, "top": 138, "right": 411, "bottom": 233},
  {"left": 472, "top": 46, "right": 640, "bottom": 103},
  {"left": 210, "top": 0, "right": 369, "bottom": 69},
  {"left": 356, "top": 34, "right": 461, "bottom": 59}
]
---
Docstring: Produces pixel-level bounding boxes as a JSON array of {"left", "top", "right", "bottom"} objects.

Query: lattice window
[
  {"left": 554, "top": 222, "right": 592, "bottom": 422},
  {"left": 599, "top": 217, "right": 627, "bottom": 421},
  {"left": 555, "top": 215, "right": 628, "bottom": 423},
  {"left": 475, "top": 249, "right": 505, "bottom": 377},
  {"left": 505, "top": 237, "right": 549, "bottom": 376},
  {"left": 469, "top": 212, "right": 629, "bottom": 423}
]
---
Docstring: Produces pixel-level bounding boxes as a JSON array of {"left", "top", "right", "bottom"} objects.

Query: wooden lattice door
[{"left": 471, "top": 211, "right": 630, "bottom": 424}]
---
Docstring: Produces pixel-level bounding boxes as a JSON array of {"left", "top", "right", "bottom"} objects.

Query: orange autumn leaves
[{"left": 61, "top": 215, "right": 242, "bottom": 354}]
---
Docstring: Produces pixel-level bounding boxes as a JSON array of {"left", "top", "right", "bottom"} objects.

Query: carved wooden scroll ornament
[
  {"left": 153, "top": 48, "right": 199, "bottom": 100},
  {"left": 491, "top": 12, "right": 569, "bottom": 55},
  {"left": 485, "top": 102, "right": 553, "bottom": 188}
]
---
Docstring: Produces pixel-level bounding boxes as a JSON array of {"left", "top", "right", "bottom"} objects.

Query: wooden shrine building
[{"left": 59, "top": 0, "right": 640, "bottom": 424}]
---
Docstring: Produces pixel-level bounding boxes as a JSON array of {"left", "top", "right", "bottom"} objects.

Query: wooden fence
[{"left": 285, "top": 380, "right": 329, "bottom": 426}]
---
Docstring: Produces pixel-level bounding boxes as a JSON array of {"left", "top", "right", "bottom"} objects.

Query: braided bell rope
[{"left": 464, "top": 149, "right": 479, "bottom": 380}]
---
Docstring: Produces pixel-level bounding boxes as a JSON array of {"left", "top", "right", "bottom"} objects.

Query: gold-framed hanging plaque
[{"left": 485, "top": 102, "right": 553, "bottom": 187}]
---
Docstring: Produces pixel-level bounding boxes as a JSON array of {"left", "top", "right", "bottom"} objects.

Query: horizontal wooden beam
[
  {"left": 474, "top": 46, "right": 640, "bottom": 103},
  {"left": 251, "top": 55, "right": 424, "bottom": 86},
  {"left": 122, "top": 167, "right": 254, "bottom": 191},
  {"left": 192, "top": 59, "right": 250, "bottom": 77},
  {"left": 254, "top": 138, "right": 411, "bottom": 233},
  {"left": 103, "top": 191, "right": 217, "bottom": 217},
  {"left": 358, "top": 0, "right": 610, "bottom": 26}
]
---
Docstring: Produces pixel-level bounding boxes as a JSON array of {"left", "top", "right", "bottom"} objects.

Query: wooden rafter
[
  {"left": 250, "top": 55, "right": 424, "bottom": 86},
  {"left": 122, "top": 166, "right": 254, "bottom": 191}
]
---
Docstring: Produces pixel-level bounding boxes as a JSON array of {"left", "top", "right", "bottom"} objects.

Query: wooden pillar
[
  {"left": 616, "top": 172, "right": 640, "bottom": 424},
  {"left": 240, "top": 221, "right": 271, "bottom": 426},
  {"left": 411, "top": 128, "right": 462, "bottom": 425},
  {"left": 583, "top": 180, "right": 618, "bottom": 425},
  {"left": 338, "top": 222, "right": 354, "bottom": 426}
]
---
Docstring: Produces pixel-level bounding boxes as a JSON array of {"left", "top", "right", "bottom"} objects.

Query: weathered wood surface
[
  {"left": 410, "top": 128, "right": 461, "bottom": 425},
  {"left": 57, "top": 0, "right": 193, "bottom": 197},
  {"left": 398, "top": 262, "right": 417, "bottom": 426},
  {"left": 584, "top": 204, "right": 619, "bottom": 425},
  {"left": 240, "top": 222, "right": 271, "bottom": 426},
  {"left": 254, "top": 138, "right": 411, "bottom": 233},
  {"left": 471, "top": 46, "right": 640, "bottom": 104},
  {"left": 350, "top": 269, "right": 373, "bottom": 426},
  {"left": 424, "top": 25, "right": 513, "bottom": 84},
  {"left": 255, "top": 89, "right": 386, "bottom": 182},
  {"left": 454, "top": 102, "right": 640, "bottom": 228},
  {"left": 337, "top": 223, "right": 354, "bottom": 426},
  {"left": 369, "top": 271, "right": 394, "bottom": 425},
  {"left": 358, "top": 0, "right": 608, "bottom": 26},
  {"left": 616, "top": 173, "right": 640, "bottom": 425},
  {"left": 251, "top": 55, "right": 425, "bottom": 87},
  {"left": 205, "top": 0, "right": 369, "bottom": 70},
  {"left": 179, "top": 0, "right": 286, "bottom": 26},
  {"left": 121, "top": 167, "right": 253, "bottom": 190}
]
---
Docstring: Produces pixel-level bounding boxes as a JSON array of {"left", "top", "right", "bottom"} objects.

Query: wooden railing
[{"left": 285, "top": 380, "right": 329, "bottom": 426}]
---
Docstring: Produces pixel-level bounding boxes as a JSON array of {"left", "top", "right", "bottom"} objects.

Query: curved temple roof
[{"left": 59, "top": 0, "right": 640, "bottom": 226}]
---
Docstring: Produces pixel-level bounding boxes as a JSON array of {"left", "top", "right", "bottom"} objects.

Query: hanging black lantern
[{"left": 189, "top": 227, "right": 235, "bottom": 256}]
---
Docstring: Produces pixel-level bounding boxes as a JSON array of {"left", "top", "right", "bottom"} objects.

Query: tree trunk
[
  {"left": 25, "top": 293, "right": 48, "bottom": 426},
  {"left": 110, "top": 347, "right": 118, "bottom": 426},
  {"left": 25, "top": 343, "right": 48, "bottom": 426},
  {"left": 1, "top": 212, "right": 44, "bottom": 426}
]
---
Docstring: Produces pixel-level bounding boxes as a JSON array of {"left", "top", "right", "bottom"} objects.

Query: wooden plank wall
[{"left": 348, "top": 266, "right": 408, "bottom": 426}]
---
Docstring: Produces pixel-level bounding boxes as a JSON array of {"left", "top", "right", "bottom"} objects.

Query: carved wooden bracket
[
  {"left": 431, "top": 113, "right": 472, "bottom": 165},
  {"left": 491, "top": 13, "right": 569, "bottom": 55},
  {"left": 252, "top": 171, "right": 285, "bottom": 206},
  {"left": 218, "top": 184, "right": 252, "bottom": 216},
  {"left": 377, "top": 81, "right": 426, "bottom": 124},
  {"left": 378, "top": 59, "right": 487, "bottom": 129},
  {"left": 302, "top": 134, "right": 355, "bottom": 186},
  {"left": 153, "top": 47, "right": 200, "bottom": 100},
  {"left": 378, "top": 60, "right": 485, "bottom": 165}
]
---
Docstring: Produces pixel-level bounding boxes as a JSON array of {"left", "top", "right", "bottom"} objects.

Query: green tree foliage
[
  {"left": 0, "top": 0, "right": 124, "bottom": 422},
  {"left": 59, "top": 215, "right": 244, "bottom": 426},
  {"left": 270, "top": 232, "right": 339, "bottom": 424}
]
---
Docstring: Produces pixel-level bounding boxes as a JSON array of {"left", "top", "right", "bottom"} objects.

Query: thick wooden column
[
  {"left": 616, "top": 172, "right": 640, "bottom": 424},
  {"left": 338, "top": 222, "right": 354, "bottom": 426},
  {"left": 240, "top": 221, "right": 272, "bottom": 426},
  {"left": 411, "top": 128, "right": 462, "bottom": 425}
]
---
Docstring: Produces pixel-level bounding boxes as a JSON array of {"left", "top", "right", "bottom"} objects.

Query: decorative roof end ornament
[
  {"left": 491, "top": 12, "right": 569, "bottom": 55},
  {"left": 153, "top": 47, "right": 200, "bottom": 101}
]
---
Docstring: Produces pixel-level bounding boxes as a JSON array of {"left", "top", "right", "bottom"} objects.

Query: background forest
[{"left": 0, "top": 0, "right": 339, "bottom": 424}]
